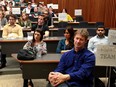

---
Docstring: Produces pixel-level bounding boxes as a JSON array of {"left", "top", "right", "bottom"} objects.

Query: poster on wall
[
  {"left": 74, "top": 9, "right": 82, "bottom": 16},
  {"left": 47, "top": 4, "right": 58, "bottom": 9}
]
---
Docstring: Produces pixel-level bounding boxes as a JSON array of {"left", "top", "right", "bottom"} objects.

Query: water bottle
[{"left": 36, "top": 47, "right": 42, "bottom": 58}]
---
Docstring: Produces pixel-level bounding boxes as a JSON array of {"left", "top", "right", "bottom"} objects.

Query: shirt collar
[
  {"left": 8, "top": 23, "right": 16, "bottom": 26},
  {"left": 72, "top": 48, "right": 86, "bottom": 54},
  {"left": 96, "top": 35, "right": 105, "bottom": 38}
]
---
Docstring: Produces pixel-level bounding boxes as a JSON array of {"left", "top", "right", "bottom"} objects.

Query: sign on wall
[
  {"left": 95, "top": 45, "right": 116, "bottom": 66},
  {"left": 74, "top": 9, "right": 82, "bottom": 16}
]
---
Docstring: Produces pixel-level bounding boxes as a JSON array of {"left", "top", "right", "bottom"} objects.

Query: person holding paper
[
  {"left": 47, "top": 29, "right": 95, "bottom": 87},
  {"left": 2, "top": 14, "right": 23, "bottom": 39},
  {"left": 62, "top": 8, "right": 73, "bottom": 22}
]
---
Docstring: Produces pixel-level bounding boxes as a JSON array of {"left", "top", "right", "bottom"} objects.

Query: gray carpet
[{"left": 0, "top": 57, "right": 48, "bottom": 87}]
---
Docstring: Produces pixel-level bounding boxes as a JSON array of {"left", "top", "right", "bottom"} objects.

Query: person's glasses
[
  {"left": 9, "top": 19, "right": 15, "bottom": 20},
  {"left": 64, "top": 32, "right": 69, "bottom": 34},
  {"left": 97, "top": 30, "right": 104, "bottom": 31}
]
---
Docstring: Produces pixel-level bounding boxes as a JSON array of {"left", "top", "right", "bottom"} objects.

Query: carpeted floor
[{"left": 0, "top": 57, "right": 48, "bottom": 87}]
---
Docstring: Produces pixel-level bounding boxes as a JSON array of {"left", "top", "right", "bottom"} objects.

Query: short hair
[
  {"left": 97, "top": 25, "right": 105, "bottom": 30},
  {"left": 8, "top": 14, "right": 17, "bottom": 20},
  {"left": 74, "top": 29, "right": 89, "bottom": 40},
  {"left": 38, "top": 15, "right": 46, "bottom": 21}
]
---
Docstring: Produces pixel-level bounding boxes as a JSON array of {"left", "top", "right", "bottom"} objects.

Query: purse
[{"left": 17, "top": 49, "right": 36, "bottom": 60}]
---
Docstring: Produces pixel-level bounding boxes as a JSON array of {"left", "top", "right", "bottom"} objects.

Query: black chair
[
  {"left": 58, "top": 22, "right": 68, "bottom": 28},
  {"left": 95, "top": 22, "right": 104, "bottom": 27},
  {"left": 87, "top": 28, "right": 97, "bottom": 36},
  {"left": 75, "top": 16, "right": 83, "bottom": 22},
  {"left": 29, "top": 16, "right": 38, "bottom": 22},
  {"left": 79, "top": 21, "right": 88, "bottom": 28}
]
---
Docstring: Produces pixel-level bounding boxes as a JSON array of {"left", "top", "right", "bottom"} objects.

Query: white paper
[
  {"left": 47, "top": 3, "right": 53, "bottom": 8},
  {"left": 58, "top": 13, "right": 67, "bottom": 21},
  {"left": 108, "top": 29, "right": 116, "bottom": 44},
  {"left": 52, "top": 4, "right": 58, "bottom": 9},
  {"left": 74, "top": 9, "right": 82, "bottom": 16},
  {"left": 12, "top": 8, "right": 21, "bottom": 14},
  {"left": 96, "top": 45, "right": 116, "bottom": 66}
]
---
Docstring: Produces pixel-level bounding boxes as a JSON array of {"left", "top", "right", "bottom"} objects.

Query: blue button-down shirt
[{"left": 54, "top": 48, "right": 95, "bottom": 87}]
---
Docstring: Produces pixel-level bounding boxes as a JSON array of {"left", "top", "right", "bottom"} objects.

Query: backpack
[{"left": 17, "top": 49, "right": 36, "bottom": 60}]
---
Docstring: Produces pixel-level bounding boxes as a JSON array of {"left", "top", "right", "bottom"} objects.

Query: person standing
[{"left": 48, "top": 29, "right": 95, "bottom": 87}]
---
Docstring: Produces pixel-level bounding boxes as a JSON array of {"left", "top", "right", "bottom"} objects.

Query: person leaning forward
[{"left": 47, "top": 29, "right": 95, "bottom": 87}]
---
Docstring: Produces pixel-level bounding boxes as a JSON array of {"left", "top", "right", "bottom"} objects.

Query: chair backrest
[
  {"left": 29, "top": 16, "right": 38, "bottom": 22},
  {"left": 87, "top": 28, "right": 97, "bottom": 36},
  {"left": 96, "top": 22, "right": 104, "bottom": 27},
  {"left": 58, "top": 22, "right": 68, "bottom": 28},
  {"left": 75, "top": 16, "right": 83, "bottom": 22},
  {"left": 79, "top": 21, "right": 88, "bottom": 28}
]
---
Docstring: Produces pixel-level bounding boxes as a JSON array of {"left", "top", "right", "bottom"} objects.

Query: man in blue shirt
[{"left": 48, "top": 29, "right": 95, "bottom": 87}]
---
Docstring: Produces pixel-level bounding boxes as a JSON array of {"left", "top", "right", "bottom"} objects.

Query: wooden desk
[
  {"left": 49, "top": 28, "right": 95, "bottom": 37},
  {"left": 53, "top": 21, "right": 96, "bottom": 28},
  {"left": 12, "top": 53, "right": 61, "bottom": 79},
  {"left": 0, "top": 29, "right": 31, "bottom": 37},
  {"left": 0, "top": 37, "right": 64, "bottom": 56},
  {"left": 11, "top": 53, "right": 116, "bottom": 80}
]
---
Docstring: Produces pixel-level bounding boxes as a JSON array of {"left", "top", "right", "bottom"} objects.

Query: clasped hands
[{"left": 48, "top": 72, "right": 70, "bottom": 87}]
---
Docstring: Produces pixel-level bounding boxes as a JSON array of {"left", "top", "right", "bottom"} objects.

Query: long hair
[
  {"left": 64, "top": 26, "right": 74, "bottom": 49},
  {"left": 32, "top": 29, "right": 44, "bottom": 41}
]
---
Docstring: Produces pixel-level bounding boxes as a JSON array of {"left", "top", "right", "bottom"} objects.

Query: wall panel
[{"left": 26, "top": 0, "right": 116, "bottom": 28}]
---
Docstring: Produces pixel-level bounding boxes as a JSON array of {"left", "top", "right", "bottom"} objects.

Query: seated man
[
  {"left": 2, "top": 14, "right": 23, "bottom": 39},
  {"left": 48, "top": 29, "right": 95, "bottom": 87},
  {"left": 32, "top": 15, "right": 49, "bottom": 37},
  {"left": 88, "top": 25, "right": 108, "bottom": 87},
  {"left": 88, "top": 25, "right": 108, "bottom": 53}
]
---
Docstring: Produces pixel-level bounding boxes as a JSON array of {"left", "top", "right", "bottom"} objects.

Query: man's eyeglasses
[{"left": 9, "top": 19, "right": 15, "bottom": 20}]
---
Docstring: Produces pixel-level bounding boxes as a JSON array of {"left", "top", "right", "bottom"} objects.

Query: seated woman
[
  {"left": 18, "top": 12, "right": 32, "bottom": 29},
  {"left": 23, "top": 29, "right": 47, "bottom": 87},
  {"left": 56, "top": 26, "right": 74, "bottom": 53}
]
